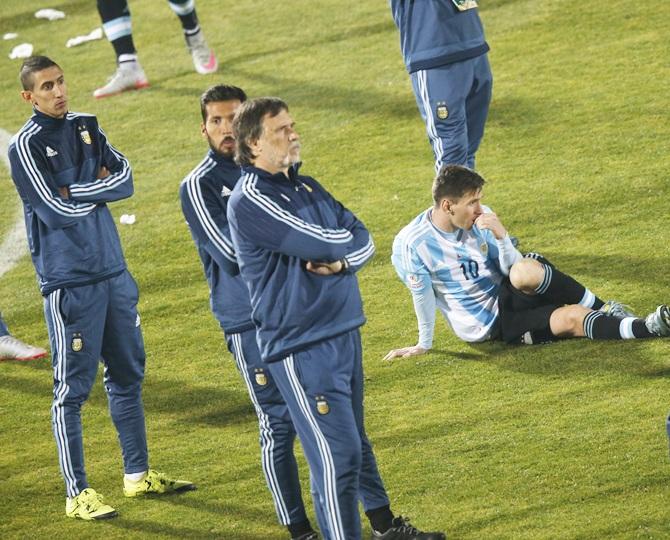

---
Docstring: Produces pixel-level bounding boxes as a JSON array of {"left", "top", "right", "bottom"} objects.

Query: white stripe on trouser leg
[
  {"left": 417, "top": 69, "right": 445, "bottom": 173},
  {"left": 48, "top": 290, "right": 78, "bottom": 497},
  {"left": 283, "top": 355, "right": 345, "bottom": 540},
  {"left": 231, "top": 334, "right": 290, "bottom": 524},
  {"left": 619, "top": 317, "right": 636, "bottom": 339}
]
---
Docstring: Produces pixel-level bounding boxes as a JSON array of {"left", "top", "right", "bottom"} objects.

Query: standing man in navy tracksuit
[
  {"left": 228, "top": 97, "right": 445, "bottom": 540},
  {"left": 390, "top": 0, "right": 492, "bottom": 172},
  {"left": 179, "top": 85, "right": 318, "bottom": 540},
  {"left": 9, "top": 56, "right": 193, "bottom": 521}
]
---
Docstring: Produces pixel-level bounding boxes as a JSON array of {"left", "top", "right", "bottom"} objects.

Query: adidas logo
[
  {"left": 221, "top": 186, "right": 232, "bottom": 197},
  {"left": 46, "top": 146, "right": 58, "bottom": 157}
]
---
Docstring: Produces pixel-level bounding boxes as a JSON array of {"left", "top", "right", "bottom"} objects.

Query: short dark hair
[
  {"left": 200, "top": 84, "right": 247, "bottom": 121},
  {"left": 20, "top": 56, "right": 60, "bottom": 90},
  {"left": 233, "top": 97, "right": 288, "bottom": 167},
  {"left": 432, "top": 164, "right": 486, "bottom": 205}
]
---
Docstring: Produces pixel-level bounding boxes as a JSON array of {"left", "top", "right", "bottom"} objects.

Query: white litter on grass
[
  {"left": 66, "top": 27, "right": 103, "bottom": 48},
  {"left": 3, "top": 33, "right": 18, "bottom": 40},
  {"left": 0, "top": 128, "right": 28, "bottom": 280},
  {"left": 35, "top": 8, "right": 65, "bottom": 21},
  {"left": 8, "top": 43, "right": 33, "bottom": 60},
  {"left": 120, "top": 214, "right": 136, "bottom": 225}
]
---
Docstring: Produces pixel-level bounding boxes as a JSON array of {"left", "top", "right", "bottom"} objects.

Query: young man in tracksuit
[
  {"left": 9, "top": 56, "right": 194, "bottom": 521},
  {"left": 227, "top": 97, "right": 445, "bottom": 540},
  {"left": 179, "top": 85, "right": 318, "bottom": 540},
  {"left": 390, "top": 0, "right": 492, "bottom": 172}
]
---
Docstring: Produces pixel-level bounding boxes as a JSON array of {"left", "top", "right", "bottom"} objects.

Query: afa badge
[
  {"left": 480, "top": 242, "right": 488, "bottom": 256},
  {"left": 407, "top": 274, "right": 423, "bottom": 290},
  {"left": 451, "top": 0, "right": 478, "bottom": 11},
  {"left": 436, "top": 101, "right": 448, "bottom": 120},
  {"left": 254, "top": 369, "right": 267, "bottom": 386},
  {"left": 71, "top": 332, "right": 83, "bottom": 352},
  {"left": 316, "top": 395, "right": 330, "bottom": 415},
  {"left": 79, "top": 129, "right": 92, "bottom": 145}
]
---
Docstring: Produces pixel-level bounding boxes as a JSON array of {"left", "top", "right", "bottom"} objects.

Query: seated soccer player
[{"left": 385, "top": 165, "right": 670, "bottom": 359}]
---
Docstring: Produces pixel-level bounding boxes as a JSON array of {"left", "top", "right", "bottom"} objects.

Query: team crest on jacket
[
  {"left": 436, "top": 102, "right": 448, "bottom": 120},
  {"left": 480, "top": 242, "right": 488, "bottom": 256},
  {"left": 71, "top": 333, "right": 84, "bottom": 352},
  {"left": 451, "top": 0, "right": 478, "bottom": 11},
  {"left": 79, "top": 128, "right": 92, "bottom": 145},
  {"left": 254, "top": 368, "right": 267, "bottom": 386},
  {"left": 316, "top": 395, "right": 330, "bottom": 415},
  {"left": 221, "top": 186, "right": 232, "bottom": 197}
]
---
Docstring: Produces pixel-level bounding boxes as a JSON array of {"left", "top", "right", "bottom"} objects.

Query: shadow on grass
[
  {"left": 221, "top": 21, "right": 395, "bottom": 68},
  {"left": 107, "top": 514, "right": 272, "bottom": 540},
  {"left": 118, "top": 377, "right": 257, "bottom": 428},
  {"left": 467, "top": 335, "right": 670, "bottom": 379},
  {"left": 108, "top": 487, "right": 285, "bottom": 538},
  {"left": 144, "top": 20, "right": 417, "bottom": 120},
  {"left": 450, "top": 472, "right": 670, "bottom": 537},
  {"left": 0, "top": 370, "right": 257, "bottom": 427},
  {"left": 149, "top": 65, "right": 418, "bottom": 122}
]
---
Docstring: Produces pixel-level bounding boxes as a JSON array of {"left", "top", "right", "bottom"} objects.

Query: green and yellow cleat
[
  {"left": 123, "top": 469, "right": 196, "bottom": 497},
  {"left": 65, "top": 488, "right": 118, "bottom": 520}
]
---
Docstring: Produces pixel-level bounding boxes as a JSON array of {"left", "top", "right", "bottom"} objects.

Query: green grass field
[{"left": 1, "top": 0, "right": 669, "bottom": 538}]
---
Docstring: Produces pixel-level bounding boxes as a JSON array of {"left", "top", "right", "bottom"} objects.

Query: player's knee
[
  {"left": 509, "top": 258, "right": 543, "bottom": 292},
  {"left": 567, "top": 305, "right": 591, "bottom": 334},
  {"left": 550, "top": 305, "right": 590, "bottom": 337}
]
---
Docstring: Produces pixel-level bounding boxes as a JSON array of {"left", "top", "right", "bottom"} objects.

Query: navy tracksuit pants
[
  {"left": 267, "top": 328, "right": 390, "bottom": 540},
  {"left": 226, "top": 328, "right": 309, "bottom": 527},
  {"left": 44, "top": 270, "right": 148, "bottom": 498},
  {"left": 411, "top": 53, "right": 492, "bottom": 172}
]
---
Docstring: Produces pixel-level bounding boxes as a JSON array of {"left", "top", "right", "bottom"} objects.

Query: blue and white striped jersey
[
  {"left": 392, "top": 206, "right": 521, "bottom": 345},
  {"left": 9, "top": 109, "right": 133, "bottom": 295}
]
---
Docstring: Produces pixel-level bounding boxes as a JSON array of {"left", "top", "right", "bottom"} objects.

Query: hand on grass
[{"left": 383, "top": 345, "right": 428, "bottom": 361}]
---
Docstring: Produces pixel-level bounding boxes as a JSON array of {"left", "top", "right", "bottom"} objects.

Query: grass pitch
[{"left": 1, "top": 0, "right": 669, "bottom": 538}]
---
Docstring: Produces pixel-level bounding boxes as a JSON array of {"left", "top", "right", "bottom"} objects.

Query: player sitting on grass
[{"left": 385, "top": 164, "right": 670, "bottom": 360}]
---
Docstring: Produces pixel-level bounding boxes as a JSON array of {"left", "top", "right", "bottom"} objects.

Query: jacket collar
[
  {"left": 244, "top": 162, "right": 303, "bottom": 182},
  {"left": 31, "top": 107, "right": 68, "bottom": 128}
]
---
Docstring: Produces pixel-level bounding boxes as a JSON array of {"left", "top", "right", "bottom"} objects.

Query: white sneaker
[
  {"left": 93, "top": 62, "right": 150, "bottom": 99},
  {"left": 600, "top": 300, "right": 636, "bottom": 318},
  {"left": 185, "top": 31, "right": 218, "bottom": 74},
  {"left": 645, "top": 305, "right": 670, "bottom": 337},
  {"left": 0, "top": 335, "right": 47, "bottom": 361}
]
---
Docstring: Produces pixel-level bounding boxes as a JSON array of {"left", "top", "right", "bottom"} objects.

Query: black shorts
[{"left": 496, "top": 278, "right": 561, "bottom": 345}]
